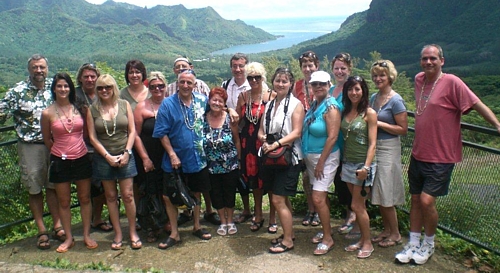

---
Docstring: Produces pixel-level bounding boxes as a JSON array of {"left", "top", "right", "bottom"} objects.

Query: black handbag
[{"left": 165, "top": 170, "right": 198, "bottom": 209}]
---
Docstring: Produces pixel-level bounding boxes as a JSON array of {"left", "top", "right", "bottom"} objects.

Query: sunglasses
[
  {"left": 350, "top": 76, "right": 364, "bottom": 82},
  {"left": 179, "top": 69, "right": 196, "bottom": 77},
  {"left": 299, "top": 52, "right": 317, "bottom": 60},
  {"left": 372, "top": 61, "right": 388, "bottom": 68},
  {"left": 334, "top": 53, "right": 351, "bottom": 63},
  {"left": 247, "top": 75, "right": 262, "bottom": 82},
  {"left": 311, "top": 82, "right": 328, "bottom": 87},
  {"left": 149, "top": 84, "right": 166, "bottom": 90},
  {"left": 96, "top": 85, "right": 113, "bottom": 91},
  {"left": 81, "top": 63, "right": 96, "bottom": 69}
]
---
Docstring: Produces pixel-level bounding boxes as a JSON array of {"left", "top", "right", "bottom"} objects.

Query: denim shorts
[
  {"left": 92, "top": 152, "right": 137, "bottom": 181},
  {"left": 341, "top": 161, "right": 376, "bottom": 187},
  {"left": 49, "top": 154, "right": 92, "bottom": 183}
]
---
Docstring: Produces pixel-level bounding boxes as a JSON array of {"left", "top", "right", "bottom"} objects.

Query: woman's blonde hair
[
  {"left": 94, "top": 74, "right": 119, "bottom": 109},
  {"left": 370, "top": 60, "right": 398, "bottom": 84}
]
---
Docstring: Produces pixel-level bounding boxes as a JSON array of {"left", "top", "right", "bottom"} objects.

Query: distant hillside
[
  {"left": 287, "top": 0, "right": 500, "bottom": 76},
  {"left": 0, "top": 0, "right": 274, "bottom": 84}
]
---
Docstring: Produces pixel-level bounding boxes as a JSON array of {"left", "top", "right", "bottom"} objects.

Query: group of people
[{"left": 1, "top": 44, "right": 499, "bottom": 265}]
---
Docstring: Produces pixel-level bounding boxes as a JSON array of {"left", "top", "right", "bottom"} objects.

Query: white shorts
[{"left": 304, "top": 150, "right": 340, "bottom": 192}]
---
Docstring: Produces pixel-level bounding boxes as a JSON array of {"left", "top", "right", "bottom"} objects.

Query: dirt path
[{"left": 0, "top": 214, "right": 467, "bottom": 272}]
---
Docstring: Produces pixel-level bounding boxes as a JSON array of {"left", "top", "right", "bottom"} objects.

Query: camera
[{"left": 266, "top": 133, "right": 281, "bottom": 144}]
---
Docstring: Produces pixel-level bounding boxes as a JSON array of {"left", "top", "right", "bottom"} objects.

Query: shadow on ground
[{"left": 0, "top": 213, "right": 467, "bottom": 272}]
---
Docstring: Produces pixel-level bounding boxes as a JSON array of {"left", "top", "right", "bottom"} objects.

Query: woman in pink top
[{"left": 41, "top": 73, "right": 96, "bottom": 253}]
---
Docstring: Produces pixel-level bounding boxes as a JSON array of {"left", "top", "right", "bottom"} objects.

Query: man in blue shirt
[{"left": 154, "top": 69, "right": 213, "bottom": 248}]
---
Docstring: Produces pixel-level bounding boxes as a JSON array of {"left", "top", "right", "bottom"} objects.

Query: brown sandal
[
  {"left": 52, "top": 227, "right": 66, "bottom": 242},
  {"left": 36, "top": 232, "right": 50, "bottom": 250}
]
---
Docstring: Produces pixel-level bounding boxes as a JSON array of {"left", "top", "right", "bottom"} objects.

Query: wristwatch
[{"left": 125, "top": 149, "right": 132, "bottom": 155}]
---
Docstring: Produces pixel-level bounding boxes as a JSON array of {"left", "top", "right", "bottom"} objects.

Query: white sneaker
[
  {"left": 395, "top": 242, "right": 419, "bottom": 264},
  {"left": 413, "top": 242, "right": 435, "bottom": 265}
]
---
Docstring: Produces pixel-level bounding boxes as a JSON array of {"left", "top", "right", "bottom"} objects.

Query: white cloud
[{"left": 84, "top": 0, "right": 371, "bottom": 20}]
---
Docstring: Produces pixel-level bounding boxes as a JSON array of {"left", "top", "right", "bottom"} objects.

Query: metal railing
[{"left": 1, "top": 115, "right": 499, "bottom": 254}]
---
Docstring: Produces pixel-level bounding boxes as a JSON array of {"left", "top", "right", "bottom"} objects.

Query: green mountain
[
  {"left": 288, "top": 0, "right": 500, "bottom": 76},
  {"left": 0, "top": 0, "right": 274, "bottom": 84}
]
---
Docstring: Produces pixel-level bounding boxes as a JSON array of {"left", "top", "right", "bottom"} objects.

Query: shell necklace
[
  {"left": 55, "top": 103, "right": 74, "bottom": 133},
  {"left": 416, "top": 72, "right": 443, "bottom": 115},
  {"left": 246, "top": 90, "right": 263, "bottom": 125},
  {"left": 207, "top": 113, "right": 224, "bottom": 149},
  {"left": 178, "top": 94, "right": 195, "bottom": 130}
]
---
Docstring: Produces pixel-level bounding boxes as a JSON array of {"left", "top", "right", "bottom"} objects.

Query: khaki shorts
[{"left": 18, "top": 141, "right": 54, "bottom": 194}]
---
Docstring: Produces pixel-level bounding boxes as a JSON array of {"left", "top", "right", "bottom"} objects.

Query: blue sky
[{"left": 84, "top": 0, "right": 372, "bottom": 20}]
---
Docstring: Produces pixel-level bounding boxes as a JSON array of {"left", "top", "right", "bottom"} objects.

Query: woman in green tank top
[{"left": 340, "top": 76, "right": 377, "bottom": 259}]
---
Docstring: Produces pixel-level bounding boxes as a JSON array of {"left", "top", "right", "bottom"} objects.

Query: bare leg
[
  {"left": 102, "top": 180, "right": 122, "bottom": 245},
  {"left": 409, "top": 194, "right": 424, "bottom": 233},
  {"left": 313, "top": 190, "right": 334, "bottom": 247},
  {"left": 76, "top": 179, "right": 96, "bottom": 247},
  {"left": 54, "top": 182, "right": 73, "bottom": 250},
  {"left": 252, "top": 189, "right": 264, "bottom": 223},
  {"left": 29, "top": 192, "right": 47, "bottom": 233},
  {"left": 46, "top": 188, "right": 62, "bottom": 231},
  {"left": 379, "top": 206, "right": 400, "bottom": 241},
  {"left": 118, "top": 178, "right": 139, "bottom": 243},
  {"left": 268, "top": 192, "right": 276, "bottom": 225},
  {"left": 347, "top": 183, "right": 373, "bottom": 252},
  {"left": 420, "top": 192, "right": 438, "bottom": 236},
  {"left": 269, "top": 195, "right": 294, "bottom": 252}
]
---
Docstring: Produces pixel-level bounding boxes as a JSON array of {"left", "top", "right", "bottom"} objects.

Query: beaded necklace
[
  {"left": 375, "top": 90, "right": 392, "bottom": 114},
  {"left": 416, "top": 72, "right": 443, "bottom": 115},
  {"left": 245, "top": 90, "right": 263, "bottom": 125},
  {"left": 100, "top": 103, "right": 117, "bottom": 137},
  {"left": 55, "top": 103, "right": 74, "bottom": 133},
  {"left": 178, "top": 94, "right": 195, "bottom": 130}
]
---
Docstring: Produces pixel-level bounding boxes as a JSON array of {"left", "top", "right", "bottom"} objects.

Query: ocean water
[{"left": 211, "top": 16, "right": 346, "bottom": 55}]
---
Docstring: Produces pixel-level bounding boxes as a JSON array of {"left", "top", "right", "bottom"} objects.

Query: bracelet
[
  {"left": 363, "top": 166, "right": 370, "bottom": 171},
  {"left": 104, "top": 152, "right": 109, "bottom": 158},
  {"left": 276, "top": 140, "right": 282, "bottom": 147}
]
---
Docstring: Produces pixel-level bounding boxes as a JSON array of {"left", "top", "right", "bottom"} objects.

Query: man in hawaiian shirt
[
  {"left": 0, "top": 54, "right": 63, "bottom": 250},
  {"left": 153, "top": 69, "right": 213, "bottom": 248}
]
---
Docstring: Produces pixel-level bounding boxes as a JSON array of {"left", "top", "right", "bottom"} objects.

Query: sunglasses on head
[
  {"left": 180, "top": 69, "right": 196, "bottom": 77},
  {"left": 299, "top": 52, "right": 317, "bottom": 60},
  {"left": 350, "top": 75, "right": 363, "bottom": 82},
  {"left": 334, "top": 53, "right": 351, "bottom": 63},
  {"left": 247, "top": 75, "right": 262, "bottom": 81},
  {"left": 372, "top": 61, "right": 388, "bottom": 68},
  {"left": 311, "top": 82, "right": 328, "bottom": 87},
  {"left": 149, "top": 84, "right": 166, "bottom": 90},
  {"left": 96, "top": 85, "right": 113, "bottom": 91},
  {"left": 81, "top": 63, "right": 96, "bottom": 69}
]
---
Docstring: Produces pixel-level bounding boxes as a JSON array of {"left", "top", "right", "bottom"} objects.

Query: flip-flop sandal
[
  {"left": 371, "top": 234, "right": 388, "bottom": 243},
  {"left": 270, "top": 234, "right": 296, "bottom": 245},
  {"left": 192, "top": 228, "right": 212, "bottom": 240},
  {"left": 313, "top": 242, "right": 334, "bottom": 255},
  {"left": 311, "top": 232, "right": 324, "bottom": 244},
  {"left": 131, "top": 239, "right": 142, "bottom": 250},
  {"left": 111, "top": 240, "right": 123, "bottom": 250},
  {"left": 338, "top": 223, "right": 354, "bottom": 234},
  {"left": 310, "top": 213, "right": 321, "bottom": 227},
  {"left": 91, "top": 222, "right": 113, "bottom": 232},
  {"left": 217, "top": 224, "right": 228, "bottom": 236},
  {"left": 357, "top": 248, "right": 374, "bottom": 259},
  {"left": 378, "top": 238, "right": 403, "bottom": 248},
  {"left": 249, "top": 219, "right": 264, "bottom": 232},
  {"left": 345, "top": 243, "right": 362, "bottom": 252},
  {"left": 267, "top": 223, "right": 278, "bottom": 234},
  {"left": 269, "top": 242, "right": 294, "bottom": 254},
  {"left": 56, "top": 238, "right": 75, "bottom": 253},
  {"left": 36, "top": 232, "right": 50, "bottom": 250},
  {"left": 158, "top": 237, "right": 181, "bottom": 249}
]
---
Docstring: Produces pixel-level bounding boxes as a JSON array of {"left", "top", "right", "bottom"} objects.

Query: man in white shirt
[{"left": 221, "top": 53, "right": 251, "bottom": 110}]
